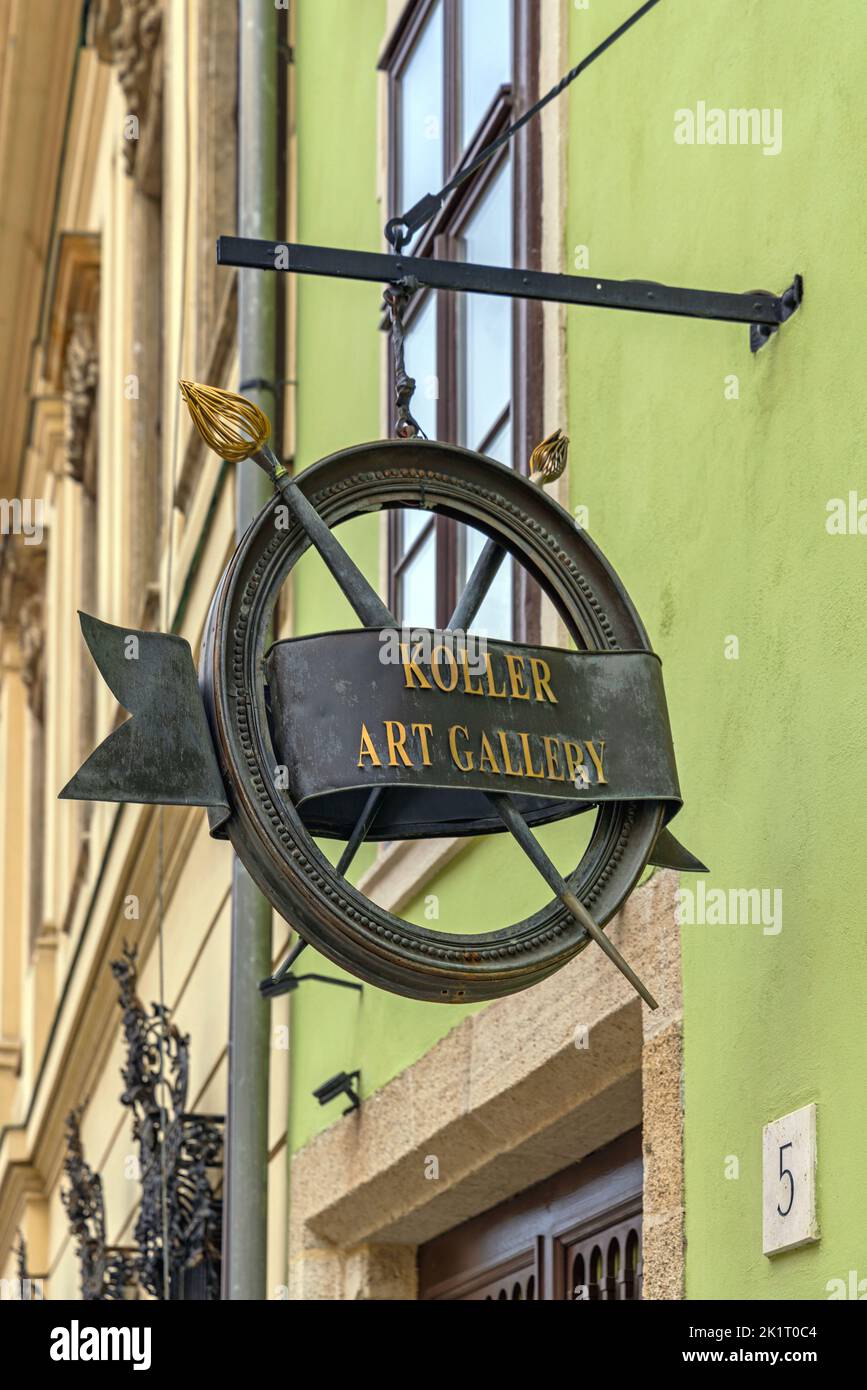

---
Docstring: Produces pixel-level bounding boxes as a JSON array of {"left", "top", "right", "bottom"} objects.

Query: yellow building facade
[{"left": 0, "top": 0, "right": 295, "bottom": 1298}]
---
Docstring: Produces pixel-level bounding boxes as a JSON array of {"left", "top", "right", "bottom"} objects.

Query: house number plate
[{"left": 762, "top": 1103, "right": 819, "bottom": 1256}]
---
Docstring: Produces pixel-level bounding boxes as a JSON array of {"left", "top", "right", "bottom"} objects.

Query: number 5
[{"left": 777, "top": 1141, "right": 794, "bottom": 1217}]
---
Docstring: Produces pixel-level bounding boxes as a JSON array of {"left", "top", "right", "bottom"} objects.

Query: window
[
  {"left": 418, "top": 1130, "right": 644, "bottom": 1301},
  {"left": 382, "top": 0, "right": 542, "bottom": 641}
]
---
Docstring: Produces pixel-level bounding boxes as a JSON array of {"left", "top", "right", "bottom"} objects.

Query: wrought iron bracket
[
  {"left": 112, "top": 944, "right": 224, "bottom": 1300},
  {"left": 216, "top": 237, "right": 803, "bottom": 350},
  {"left": 61, "top": 1109, "right": 139, "bottom": 1300},
  {"left": 749, "top": 274, "right": 803, "bottom": 352}
]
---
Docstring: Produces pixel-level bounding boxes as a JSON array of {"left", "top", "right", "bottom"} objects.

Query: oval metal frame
[{"left": 201, "top": 439, "right": 665, "bottom": 1002}]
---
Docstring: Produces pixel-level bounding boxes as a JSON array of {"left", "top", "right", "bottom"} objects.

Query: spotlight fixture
[{"left": 312, "top": 1070, "right": 361, "bottom": 1115}]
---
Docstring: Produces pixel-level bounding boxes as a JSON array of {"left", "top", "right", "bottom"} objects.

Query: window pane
[
  {"left": 399, "top": 0, "right": 444, "bottom": 230},
  {"left": 460, "top": 418, "right": 513, "bottom": 640},
  {"left": 460, "top": 0, "right": 512, "bottom": 149},
  {"left": 401, "top": 508, "right": 430, "bottom": 553},
  {"left": 399, "top": 530, "right": 437, "bottom": 628},
  {"left": 461, "top": 160, "right": 513, "bottom": 450},
  {"left": 486, "top": 415, "right": 512, "bottom": 468},
  {"left": 464, "top": 156, "right": 512, "bottom": 268},
  {"left": 462, "top": 531, "right": 513, "bottom": 640}
]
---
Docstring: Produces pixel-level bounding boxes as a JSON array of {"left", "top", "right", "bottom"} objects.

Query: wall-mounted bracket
[
  {"left": 750, "top": 274, "right": 803, "bottom": 352},
  {"left": 217, "top": 237, "right": 802, "bottom": 350}
]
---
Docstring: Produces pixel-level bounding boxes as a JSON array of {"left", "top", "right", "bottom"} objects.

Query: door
[{"left": 418, "top": 1129, "right": 643, "bottom": 1301}]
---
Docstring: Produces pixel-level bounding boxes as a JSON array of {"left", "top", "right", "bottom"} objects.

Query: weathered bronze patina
[
  {"left": 265, "top": 628, "right": 681, "bottom": 840},
  {"left": 62, "top": 431, "right": 705, "bottom": 1004},
  {"left": 198, "top": 437, "right": 681, "bottom": 1001}
]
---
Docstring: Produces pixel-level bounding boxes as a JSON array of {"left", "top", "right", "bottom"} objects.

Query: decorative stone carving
[
  {"left": 90, "top": 0, "right": 162, "bottom": 176},
  {"left": 63, "top": 312, "right": 98, "bottom": 485},
  {"left": 0, "top": 546, "right": 47, "bottom": 718},
  {"left": 19, "top": 587, "right": 45, "bottom": 719}
]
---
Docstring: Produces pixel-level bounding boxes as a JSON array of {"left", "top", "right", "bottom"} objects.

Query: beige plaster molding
[
  {"left": 0, "top": 1039, "right": 22, "bottom": 1077},
  {"left": 355, "top": 834, "right": 469, "bottom": 916},
  {"left": 0, "top": 799, "right": 204, "bottom": 1234},
  {"left": 289, "top": 870, "right": 684, "bottom": 1299},
  {"left": 174, "top": 273, "right": 237, "bottom": 515},
  {"left": 0, "top": 0, "right": 81, "bottom": 503},
  {"left": 0, "top": 1147, "right": 45, "bottom": 1267},
  {"left": 538, "top": 0, "right": 571, "bottom": 652},
  {"left": 42, "top": 232, "right": 101, "bottom": 393}
]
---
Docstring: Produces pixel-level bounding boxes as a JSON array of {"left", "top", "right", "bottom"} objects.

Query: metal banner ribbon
[
  {"left": 58, "top": 614, "right": 229, "bottom": 813},
  {"left": 265, "top": 628, "right": 682, "bottom": 841}
]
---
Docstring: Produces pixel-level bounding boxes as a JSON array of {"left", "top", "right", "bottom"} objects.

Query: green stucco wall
[
  {"left": 289, "top": 0, "right": 866, "bottom": 1301},
  {"left": 566, "top": 0, "right": 866, "bottom": 1300}
]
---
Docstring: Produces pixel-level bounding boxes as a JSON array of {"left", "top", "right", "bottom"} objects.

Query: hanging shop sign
[
  {"left": 60, "top": 387, "right": 706, "bottom": 1007},
  {"left": 56, "top": 0, "right": 818, "bottom": 1009}
]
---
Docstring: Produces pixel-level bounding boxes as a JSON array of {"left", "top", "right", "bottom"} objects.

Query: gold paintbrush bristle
[
  {"left": 529, "top": 428, "right": 569, "bottom": 487},
  {"left": 179, "top": 380, "right": 270, "bottom": 462}
]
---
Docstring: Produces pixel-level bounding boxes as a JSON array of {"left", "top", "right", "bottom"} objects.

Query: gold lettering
[
  {"left": 384, "top": 720, "right": 413, "bottom": 767},
  {"left": 518, "top": 732, "right": 545, "bottom": 779},
  {"left": 497, "top": 730, "right": 524, "bottom": 776},
  {"left": 460, "top": 652, "right": 485, "bottom": 695},
  {"left": 585, "top": 739, "right": 608, "bottom": 785},
  {"left": 478, "top": 731, "right": 500, "bottom": 774},
  {"left": 448, "top": 724, "right": 473, "bottom": 772},
  {"left": 431, "top": 644, "right": 459, "bottom": 692},
  {"left": 529, "top": 657, "right": 557, "bottom": 705},
  {"left": 505, "top": 653, "right": 530, "bottom": 699},
  {"left": 484, "top": 652, "right": 508, "bottom": 698},
  {"left": 564, "top": 739, "right": 589, "bottom": 785},
  {"left": 357, "top": 723, "right": 382, "bottom": 768},
  {"left": 399, "top": 642, "right": 432, "bottom": 690},
  {"left": 411, "top": 722, "right": 434, "bottom": 766},
  {"left": 542, "top": 735, "right": 565, "bottom": 782}
]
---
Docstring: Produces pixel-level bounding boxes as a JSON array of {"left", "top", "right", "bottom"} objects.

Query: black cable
[{"left": 385, "top": 0, "right": 663, "bottom": 250}]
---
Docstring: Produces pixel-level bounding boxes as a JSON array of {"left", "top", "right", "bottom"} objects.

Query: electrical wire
[{"left": 385, "top": 0, "right": 663, "bottom": 249}]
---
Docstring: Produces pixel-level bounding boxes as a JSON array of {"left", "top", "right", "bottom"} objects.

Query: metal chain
[{"left": 383, "top": 278, "right": 426, "bottom": 439}]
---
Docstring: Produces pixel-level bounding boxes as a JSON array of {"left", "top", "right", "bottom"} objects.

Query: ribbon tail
[
  {"left": 58, "top": 612, "right": 229, "bottom": 813},
  {"left": 648, "top": 826, "right": 709, "bottom": 874}
]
